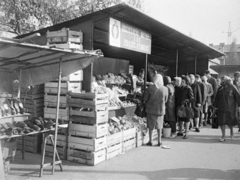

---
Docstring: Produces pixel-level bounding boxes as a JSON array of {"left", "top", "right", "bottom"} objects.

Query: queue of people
[{"left": 143, "top": 69, "right": 240, "bottom": 147}]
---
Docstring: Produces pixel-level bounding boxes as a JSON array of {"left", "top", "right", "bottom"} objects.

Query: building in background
[{"left": 209, "top": 42, "right": 240, "bottom": 78}]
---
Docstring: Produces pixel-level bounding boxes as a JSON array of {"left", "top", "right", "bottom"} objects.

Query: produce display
[
  {"left": 99, "top": 73, "right": 126, "bottom": 85},
  {"left": 0, "top": 92, "right": 25, "bottom": 117},
  {"left": 112, "top": 86, "right": 128, "bottom": 97},
  {"left": 107, "top": 115, "right": 147, "bottom": 135}
]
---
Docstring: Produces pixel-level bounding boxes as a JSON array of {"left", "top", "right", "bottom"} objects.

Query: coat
[
  {"left": 164, "top": 84, "right": 176, "bottom": 122},
  {"left": 144, "top": 84, "right": 168, "bottom": 116},
  {"left": 208, "top": 76, "right": 218, "bottom": 102},
  {"left": 175, "top": 85, "right": 194, "bottom": 108},
  {"left": 214, "top": 83, "right": 240, "bottom": 126},
  {"left": 190, "top": 83, "right": 202, "bottom": 107}
]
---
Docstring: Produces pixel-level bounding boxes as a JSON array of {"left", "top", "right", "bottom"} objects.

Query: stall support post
[
  {"left": 0, "top": 141, "right": 5, "bottom": 180},
  {"left": 143, "top": 54, "right": 148, "bottom": 98},
  {"left": 176, "top": 49, "right": 178, "bottom": 77},
  {"left": 194, "top": 56, "right": 197, "bottom": 74},
  {"left": 52, "top": 57, "right": 63, "bottom": 174}
]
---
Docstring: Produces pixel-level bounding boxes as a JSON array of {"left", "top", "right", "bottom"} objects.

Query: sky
[{"left": 145, "top": 0, "right": 240, "bottom": 45}]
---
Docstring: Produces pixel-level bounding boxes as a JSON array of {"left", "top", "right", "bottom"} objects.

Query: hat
[
  {"left": 234, "top": 71, "right": 240, "bottom": 77},
  {"left": 182, "top": 76, "right": 190, "bottom": 85}
]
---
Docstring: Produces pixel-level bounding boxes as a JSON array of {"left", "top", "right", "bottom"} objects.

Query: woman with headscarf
[
  {"left": 214, "top": 75, "right": 240, "bottom": 142},
  {"left": 176, "top": 75, "right": 194, "bottom": 139},
  {"left": 163, "top": 76, "right": 176, "bottom": 138},
  {"left": 144, "top": 74, "right": 168, "bottom": 147}
]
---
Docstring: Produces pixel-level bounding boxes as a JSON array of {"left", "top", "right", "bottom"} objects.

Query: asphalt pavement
[{"left": 5, "top": 126, "right": 240, "bottom": 180}]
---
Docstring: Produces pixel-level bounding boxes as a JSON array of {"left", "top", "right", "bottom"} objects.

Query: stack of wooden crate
[
  {"left": 15, "top": 84, "right": 45, "bottom": 119},
  {"left": 43, "top": 70, "right": 83, "bottom": 159},
  {"left": 67, "top": 92, "right": 109, "bottom": 166},
  {"left": 17, "top": 134, "right": 42, "bottom": 154}
]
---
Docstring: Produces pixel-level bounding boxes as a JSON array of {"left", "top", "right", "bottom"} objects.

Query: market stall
[{"left": 0, "top": 36, "right": 101, "bottom": 179}]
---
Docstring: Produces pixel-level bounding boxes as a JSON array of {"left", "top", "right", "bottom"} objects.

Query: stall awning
[
  {"left": 17, "top": 3, "right": 224, "bottom": 66},
  {"left": 0, "top": 37, "right": 101, "bottom": 87}
]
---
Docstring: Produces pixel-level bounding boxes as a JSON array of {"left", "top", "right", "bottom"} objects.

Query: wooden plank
[
  {"left": 107, "top": 132, "right": 123, "bottom": 147},
  {"left": 44, "top": 87, "right": 68, "bottom": 95},
  {"left": 68, "top": 99, "right": 108, "bottom": 110},
  {"left": 123, "top": 128, "right": 136, "bottom": 141},
  {"left": 123, "top": 138, "right": 136, "bottom": 152},
  {"left": 69, "top": 124, "right": 108, "bottom": 138},
  {"left": 44, "top": 95, "right": 67, "bottom": 104},
  {"left": 68, "top": 136, "right": 106, "bottom": 152},
  {"left": 45, "top": 82, "right": 68, "bottom": 88},
  {"left": 67, "top": 148, "right": 105, "bottom": 166},
  {"left": 69, "top": 115, "right": 108, "bottom": 125},
  {"left": 69, "top": 92, "right": 108, "bottom": 100},
  {"left": 106, "top": 143, "right": 122, "bottom": 160},
  {"left": 44, "top": 113, "right": 69, "bottom": 121},
  {"left": 70, "top": 109, "right": 108, "bottom": 118}
]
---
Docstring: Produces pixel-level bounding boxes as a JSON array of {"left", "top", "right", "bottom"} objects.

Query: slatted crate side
[
  {"left": 123, "top": 127, "right": 136, "bottom": 141},
  {"left": 106, "top": 143, "right": 122, "bottom": 160},
  {"left": 44, "top": 87, "right": 68, "bottom": 95},
  {"left": 107, "top": 131, "right": 123, "bottom": 147},
  {"left": 44, "top": 107, "right": 69, "bottom": 121},
  {"left": 24, "top": 106, "right": 44, "bottom": 114},
  {"left": 68, "top": 148, "right": 106, "bottom": 166},
  {"left": 69, "top": 108, "right": 108, "bottom": 119},
  {"left": 123, "top": 138, "right": 136, "bottom": 152},
  {"left": 23, "top": 101, "right": 44, "bottom": 109},
  {"left": 45, "top": 82, "right": 82, "bottom": 94},
  {"left": 19, "top": 93, "right": 44, "bottom": 100},
  {"left": 17, "top": 134, "right": 42, "bottom": 142},
  {"left": 61, "top": 70, "right": 83, "bottom": 82},
  {"left": 13, "top": 84, "right": 44, "bottom": 95},
  {"left": 69, "top": 92, "right": 108, "bottom": 101},
  {"left": 68, "top": 99, "right": 108, "bottom": 111},
  {"left": 44, "top": 94, "right": 67, "bottom": 104},
  {"left": 43, "top": 144, "right": 67, "bottom": 160},
  {"left": 69, "top": 115, "right": 108, "bottom": 125},
  {"left": 45, "top": 82, "right": 68, "bottom": 88},
  {"left": 46, "top": 138, "right": 67, "bottom": 148},
  {"left": 68, "top": 136, "right": 107, "bottom": 152},
  {"left": 69, "top": 123, "right": 108, "bottom": 139},
  {"left": 17, "top": 144, "right": 39, "bottom": 153},
  {"left": 21, "top": 98, "right": 44, "bottom": 106}
]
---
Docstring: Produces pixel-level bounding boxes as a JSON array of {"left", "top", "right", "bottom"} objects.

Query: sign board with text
[{"left": 109, "top": 18, "right": 151, "bottom": 54}]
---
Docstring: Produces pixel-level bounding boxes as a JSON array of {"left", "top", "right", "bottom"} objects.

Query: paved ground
[{"left": 5, "top": 126, "right": 240, "bottom": 180}]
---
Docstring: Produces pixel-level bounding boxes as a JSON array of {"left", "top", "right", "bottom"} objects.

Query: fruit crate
[
  {"left": 61, "top": 70, "right": 83, "bottom": 82},
  {"left": 69, "top": 123, "right": 108, "bottom": 139},
  {"left": 17, "top": 134, "right": 42, "bottom": 154},
  {"left": 44, "top": 94, "right": 68, "bottom": 108},
  {"left": 43, "top": 144, "right": 67, "bottom": 160},
  {"left": 45, "top": 82, "right": 82, "bottom": 95},
  {"left": 68, "top": 136, "right": 107, "bottom": 152},
  {"left": 107, "top": 131, "right": 123, "bottom": 147},
  {"left": 44, "top": 107, "right": 69, "bottom": 121},
  {"left": 68, "top": 148, "right": 106, "bottom": 166},
  {"left": 46, "top": 134, "right": 68, "bottom": 148},
  {"left": 123, "top": 138, "right": 136, "bottom": 152},
  {"left": 46, "top": 29, "right": 83, "bottom": 45},
  {"left": 106, "top": 142, "right": 122, "bottom": 160}
]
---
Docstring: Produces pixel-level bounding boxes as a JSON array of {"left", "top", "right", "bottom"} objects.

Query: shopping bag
[
  {"left": 211, "top": 107, "right": 218, "bottom": 129},
  {"left": 135, "top": 103, "right": 146, "bottom": 117},
  {"left": 178, "top": 102, "right": 194, "bottom": 119}
]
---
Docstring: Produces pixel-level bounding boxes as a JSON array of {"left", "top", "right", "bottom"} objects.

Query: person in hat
[
  {"left": 233, "top": 71, "right": 240, "bottom": 132},
  {"left": 214, "top": 75, "right": 240, "bottom": 142}
]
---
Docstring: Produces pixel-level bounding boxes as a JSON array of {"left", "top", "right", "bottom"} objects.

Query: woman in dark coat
[
  {"left": 144, "top": 74, "right": 168, "bottom": 146},
  {"left": 176, "top": 76, "right": 194, "bottom": 139},
  {"left": 214, "top": 75, "right": 240, "bottom": 142},
  {"left": 163, "top": 76, "right": 176, "bottom": 138}
]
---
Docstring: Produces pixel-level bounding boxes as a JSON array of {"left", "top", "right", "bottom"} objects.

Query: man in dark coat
[
  {"left": 204, "top": 70, "right": 218, "bottom": 102},
  {"left": 189, "top": 74, "right": 202, "bottom": 132}
]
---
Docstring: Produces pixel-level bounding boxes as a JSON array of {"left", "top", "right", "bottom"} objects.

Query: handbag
[
  {"left": 135, "top": 102, "right": 146, "bottom": 118},
  {"left": 178, "top": 102, "right": 194, "bottom": 119}
]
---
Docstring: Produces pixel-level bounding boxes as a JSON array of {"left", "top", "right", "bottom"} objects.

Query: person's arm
[
  {"left": 233, "top": 85, "right": 240, "bottom": 107},
  {"left": 208, "top": 84, "right": 214, "bottom": 97}
]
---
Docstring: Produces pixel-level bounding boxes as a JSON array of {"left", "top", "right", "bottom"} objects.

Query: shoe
[
  {"left": 169, "top": 134, "right": 177, "bottom": 139},
  {"left": 219, "top": 138, "right": 225, "bottom": 142},
  {"left": 177, "top": 132, "right": 183, "bottom": 136},
  {"left": 196, "top": 128, "right": 200, "bottom": 132},
  {"left": 146, "top": 142, "right": 152, "bottom": 146},
  {"left": 157, "top": 142, "right": 162, "bottom": 147},
  {"left": 183, "top": 135, "right": 189, "bottom": 139}
]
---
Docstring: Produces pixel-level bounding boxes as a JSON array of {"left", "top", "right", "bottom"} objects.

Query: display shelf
[{"left": 0, "top": 114, "right": 30, "bottom": 125}]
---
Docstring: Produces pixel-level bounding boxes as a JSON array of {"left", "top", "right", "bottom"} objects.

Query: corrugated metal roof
[{"left": 17, "top": 3, "right": 224, "bottom": 65}]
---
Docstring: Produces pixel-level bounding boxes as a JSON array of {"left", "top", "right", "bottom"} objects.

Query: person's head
[
  {"left": 221, "top": 75, "right": 232, "bottom": 86},
  {"left": 216, "top": 78, "right": 221, "bottom": 86},
  {"left": 174, "top": 77, "right": 182, "bottom": 87},
  {"left": 195, "top": 74, "right": 202, "bottom": 82},
  {"left": 234, "top": 71, "right": 240, "bottom": 82},
  {"left": 204, "top": 70, "right": 211, "bottom": 78},
  {"left": 153, "top": 74, "right": 163, "bottom": 88},
  {"left": 201, "top": 75, "right": 208, "bottom": 83},
  {"left": 189, "top": 74, "right": 195, "bottom": 84},
  {"left": 181, "top": 75, "right": 190, "bottom": 86},
  {"left": 163, "top": 76, "right": 171, "bottom": 86},
  {"left": 139, "top": 68, "right": 145, "bottom": 79}
]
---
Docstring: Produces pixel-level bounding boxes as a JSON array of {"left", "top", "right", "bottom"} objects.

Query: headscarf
[
  {"left": 153, "top": 74, "right": 163, "bottom": 89},
  {"left": 163, "top": 76, "right": 171, "bottom": 86},
  {"left": 221, "top": 75, "right": 232, "bottom": 87}
]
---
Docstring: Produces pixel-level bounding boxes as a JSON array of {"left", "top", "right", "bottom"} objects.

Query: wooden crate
[
  {"left": 17, "top": 144, "right": 38, "bottom": 154},
  {"left": 123, "top": 127, "right": 136, "bottom": 141},
  {"left": 69, "top": 123, "right": 108, "bottom": 139},
  {"left": 61, "top": 70, "right": 83, "bottom": 82},
  {"left": 13, "top": 84, "right": 44, "bottom": 95},
  {"left": 69, "top": 100, "right": 108, "bottom": 111},
  {"left": 107, "top": 131, "right": 123, "bottom": 147},
  {"left": 44, "top": 107, "right": 69, "bottom": 121},
  {"left": 22, "top": 98, "right": 44, "bottom": 106},
  {"left": 68, "top": 92, "right": 108, "bottom": 106},
  {"left": 43, "top": 144, "right": 67, "bottom": 160},
  {"left": 17, "top": 134, "right": 42, "bottom": 154},
  {"left": 46, "top": 134, "right": 67, "bottom": 147},
  {"left": 70, "top": 108, "right": 108, "bottom": 120},
  {"left": 45, "top": 82, "right": 82, "bottom": 94},
  {"left": 106, "top": 143, "right": 122, "bottom": 160},
  {"left": 123, "top": 138, "right": 136, "bottom": 152},
  {"left": 69, "top": 115, "right": 108, "bottom": 125},
  {"left": 46, "top": 29, "right": 83, "bottom": 44},
  {"left": 68, "top": 136, "right": 106, "bottom": 152},
  {"left": 68, "top": 148, "right": 106, "bottom": 166}
]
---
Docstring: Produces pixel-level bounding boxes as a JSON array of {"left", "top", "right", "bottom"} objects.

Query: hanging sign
[{"left": 109, "top": 18, "right": 151, "bottom": 54}]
